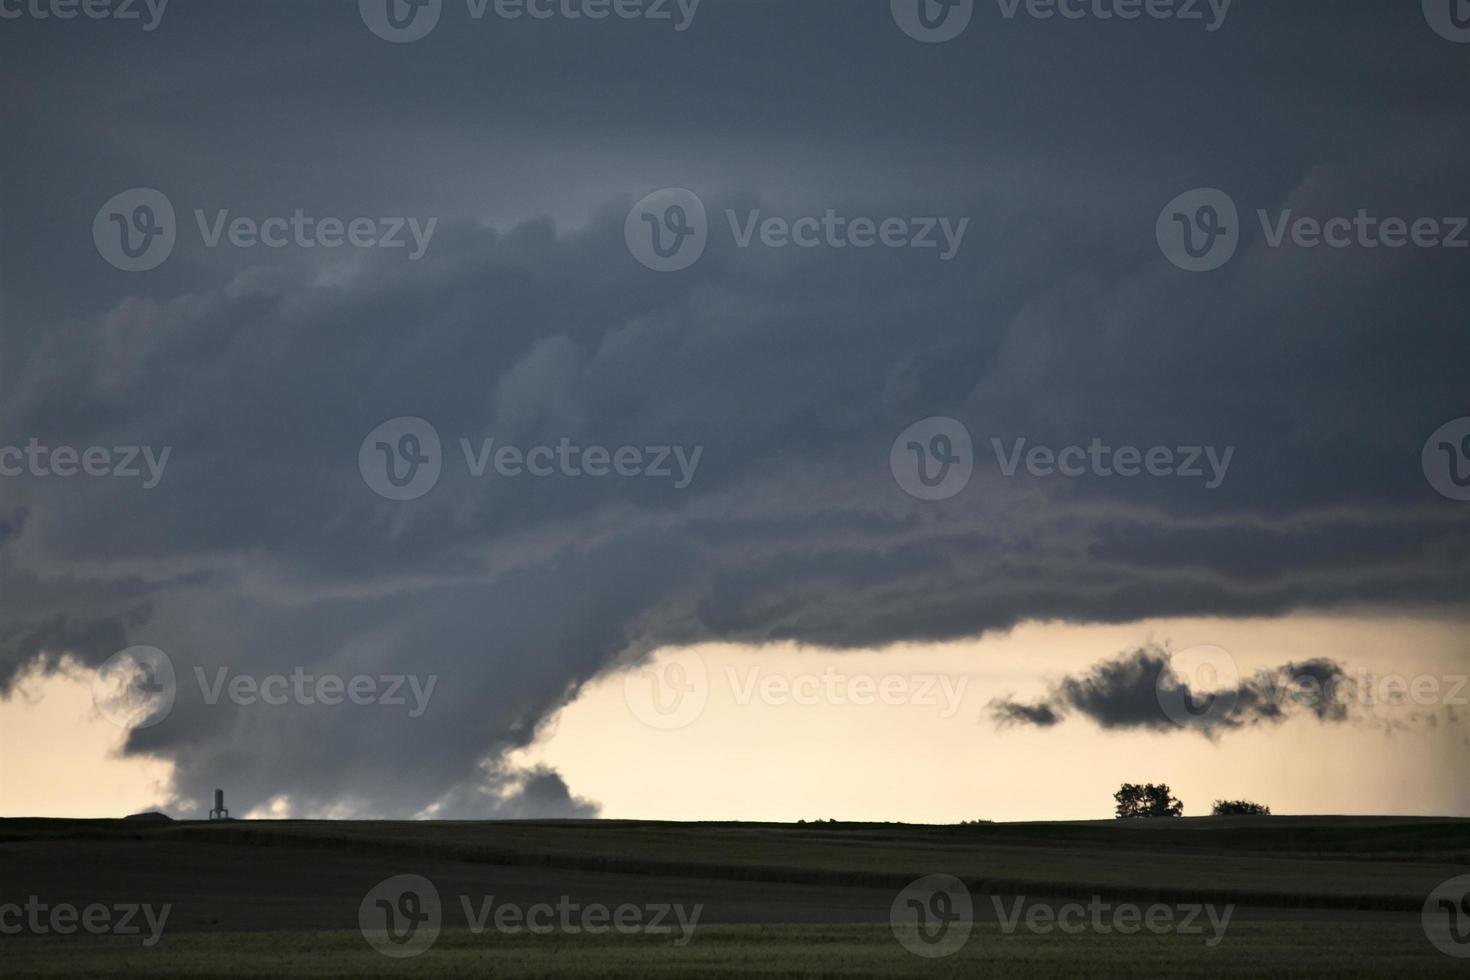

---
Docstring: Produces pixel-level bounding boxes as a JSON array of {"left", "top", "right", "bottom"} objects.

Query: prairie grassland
[{"left": 4, "top": 922, "right": 1466, "bottom": 980}]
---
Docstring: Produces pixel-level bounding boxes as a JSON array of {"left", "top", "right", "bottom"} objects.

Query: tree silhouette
[
  {"left": 1114, "top": 783, "right": 1184, "bottom": 819},
  {"left": 1212, "top": 800, "right": 1271, "bottom": 816}
]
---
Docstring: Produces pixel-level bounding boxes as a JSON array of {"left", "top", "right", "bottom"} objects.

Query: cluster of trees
[
  {"left": 1113, "top": 784, "right": 1272, "bottom": 819},
  {"left": 1211, "top": 800, "right": 1272, "bottom": 816},
  {"left": 1113, "top": 783, "right": 1184, "bottom": 819}
]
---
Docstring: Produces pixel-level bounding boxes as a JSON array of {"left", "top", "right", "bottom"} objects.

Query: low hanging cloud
[
  {"left": 2, "top": 3, "right": 1469, "bottom": 818},
  {"left": 418, "top": 764, "right": 600, "bottom": 821},
  {"left": 987, "top": 645, "right": 1363, "bottom": 737}
]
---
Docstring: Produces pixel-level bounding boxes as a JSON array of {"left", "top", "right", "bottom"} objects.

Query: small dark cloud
[
  {"left": 988, "top": 645, "right": 1361, "bottom": 737},
  {"left": 991, "top": 699, "right": 1062, "bottom": 728}
]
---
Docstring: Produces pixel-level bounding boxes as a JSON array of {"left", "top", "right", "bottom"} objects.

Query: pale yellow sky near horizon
[{"left": 2, "top": 614, "right": 1467, "bottom": 822}]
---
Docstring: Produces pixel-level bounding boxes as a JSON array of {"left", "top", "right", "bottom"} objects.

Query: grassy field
[
  {"left": 5, "top": 814, "right": 1465, "bottom": 909},
  {"left": 2, "top": 816, "right": 1466, "bottom": 977},
  {"left": 4, "top": 923, "right": 1465, "bottom": 979}
]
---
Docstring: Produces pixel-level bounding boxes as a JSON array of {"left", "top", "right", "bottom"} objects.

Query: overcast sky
[{"left": 1, "top": 0, "right": 1467, "bottom": 821}]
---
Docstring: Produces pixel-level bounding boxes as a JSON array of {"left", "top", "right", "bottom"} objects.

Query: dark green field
[
  {"left": 9, "top": 922, "right": 1466, "bottom": 979},
  {"left": 2, "top": 816, "right": 1467, "bottom": 977}
]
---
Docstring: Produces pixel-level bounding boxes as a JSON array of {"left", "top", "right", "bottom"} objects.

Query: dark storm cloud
[
  {"left": 989, "top": 699, "right": 1062, "bottom": 728},
  {"left": 1, "top": 1, "right": 1467, "bottom": 816},
  {"left": 988, "top": 646, "right": 1365, "bottom": 736},
  {"left": 426, "top": 764, "right": 600, "bottom": 821}
]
